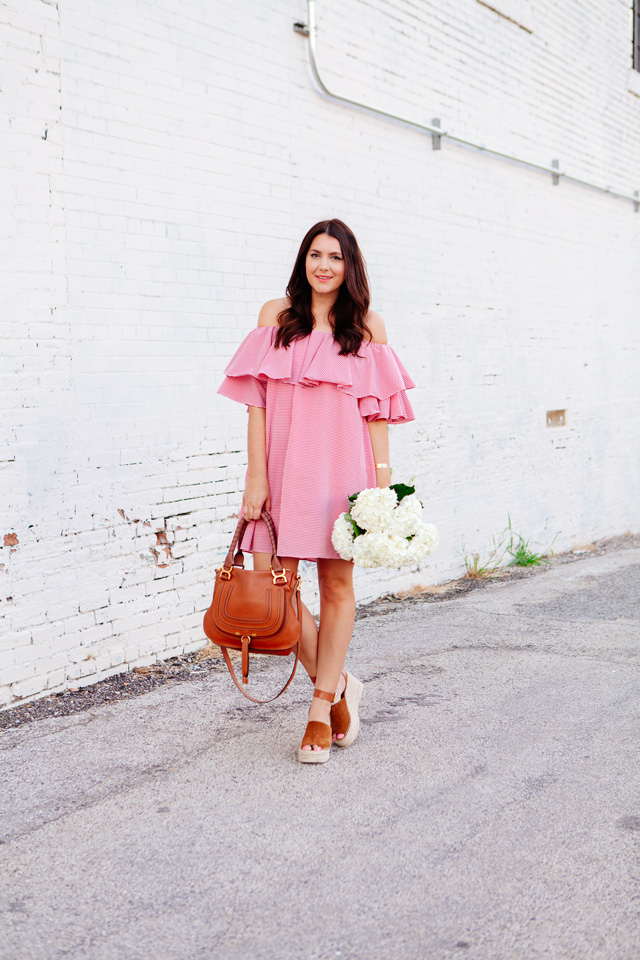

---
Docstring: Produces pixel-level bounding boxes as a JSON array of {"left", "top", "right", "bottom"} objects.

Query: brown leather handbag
[{"left": 203, "top": 510, "right": 302, "bottom": 703}]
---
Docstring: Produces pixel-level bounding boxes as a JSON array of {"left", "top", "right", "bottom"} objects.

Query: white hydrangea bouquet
[{"left": 331, "top": 482, "right": 439, "bottom": 569}]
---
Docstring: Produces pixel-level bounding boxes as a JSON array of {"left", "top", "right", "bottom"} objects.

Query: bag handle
[
  {"left": 217, "top": 507, "right": 300, "bottom": 701},
  {"left": 223, "top": 509, "right": 284, "bottom": 574},
  {"left": 219, "top": 641, "right": 301, "bottom": 704}
]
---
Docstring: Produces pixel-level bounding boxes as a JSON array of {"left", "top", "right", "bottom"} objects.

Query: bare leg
[
  {"left": 304, "top": 557, "right": 354, "bottom": 750},
  {"left": 252, "top": 553, "right": 318, "bottom": 680}
]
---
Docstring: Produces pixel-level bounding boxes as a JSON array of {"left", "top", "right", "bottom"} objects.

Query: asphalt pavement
[{"left": 1, "top": 546, "right": 639, "bottom": 960}]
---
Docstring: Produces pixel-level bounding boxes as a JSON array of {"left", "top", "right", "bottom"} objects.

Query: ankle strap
[{"left": 313, "top": 687, "right": 337, "bottom": 703}]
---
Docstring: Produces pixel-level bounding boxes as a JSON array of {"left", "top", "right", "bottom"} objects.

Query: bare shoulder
[
  {"left": 257, "top": 297, "right": 289, "bottom": 327},
  {"left": 364, "top": 310, "right": 388, "bottom": 344}
]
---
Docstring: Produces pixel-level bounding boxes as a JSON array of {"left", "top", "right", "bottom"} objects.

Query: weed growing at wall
[
  {"left": 462, "top": 516, "right": 557, "bottom": 579},
  {"left": 461, "top": 533, "right": 507, "bottom": 579},
  {"left": 504, "top": 515, "right": 557, "bottom": 567}
]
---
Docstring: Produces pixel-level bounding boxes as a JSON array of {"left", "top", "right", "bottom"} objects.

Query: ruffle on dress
[{"left": 217, "top": 326, "right": 416, "bottom": 424}]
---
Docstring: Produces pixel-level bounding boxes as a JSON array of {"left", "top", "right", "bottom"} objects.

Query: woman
[{"left": 218, "top": 219, "right": 415, "bottom": 763}]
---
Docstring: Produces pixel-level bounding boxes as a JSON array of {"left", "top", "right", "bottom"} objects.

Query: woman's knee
[{"left": 318, "top": 572, "right": 355, "bottom": 605}]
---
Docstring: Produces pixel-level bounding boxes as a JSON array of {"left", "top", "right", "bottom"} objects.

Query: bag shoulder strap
[
  {"left": 219, "top": 642, "right": 301, "bottom": 704},
  {"left": 217, "top": 509, "right": 300, "bottom": 702}
]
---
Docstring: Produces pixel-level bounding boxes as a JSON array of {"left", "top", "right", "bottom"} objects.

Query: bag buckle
[
  {"left": 219, "top": 566, "right": 232, "bottom": 581},
  {"left": 271, "top": 566, "right": 287, "bottom": 585}
]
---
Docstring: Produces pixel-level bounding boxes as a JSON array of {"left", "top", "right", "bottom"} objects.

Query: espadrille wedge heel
[
  {"left": 298, "top": 687, "right": 335, "bottom": 764},
  {"left": 330, "top": 672, "right": 363, "bottom": 748}
]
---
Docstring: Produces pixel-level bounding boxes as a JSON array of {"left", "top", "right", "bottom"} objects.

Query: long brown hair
[{"left": 275, "top": 219, "right": 371, "bottom": 356}]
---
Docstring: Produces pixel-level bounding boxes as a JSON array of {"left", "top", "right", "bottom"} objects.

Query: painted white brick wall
[{"left": 1, "top": 0, "right": 639, "bottom": 707}]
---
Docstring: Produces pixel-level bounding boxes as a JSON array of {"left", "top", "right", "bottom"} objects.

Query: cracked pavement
[{"left": 1, "top": 547, "right": 639, "bottom": 960}]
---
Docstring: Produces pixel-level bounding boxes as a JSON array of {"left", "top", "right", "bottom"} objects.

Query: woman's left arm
[
  {"left": 365, "top": 311, "right": 391, "bottom": 488},
  {"left": 367, "top": 419, "right": 391, "bottom": 488}
]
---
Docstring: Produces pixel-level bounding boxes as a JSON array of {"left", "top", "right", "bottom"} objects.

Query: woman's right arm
[
  {"left": 241, "top": 298, "right": 286, "bottom": 519},
  {"left": 242, "top": 405, "right": 271, "bottom": 520}
]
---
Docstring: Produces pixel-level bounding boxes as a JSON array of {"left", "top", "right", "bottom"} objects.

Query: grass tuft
[
  {"left": 462, "top": 517, "right": 558, "bottom": 577},
  {"left": 461, "top": 534, "right": 506, "bottom": 579},
  {"left": 504, "top": 515, "right": 556, "bottom": 567}
]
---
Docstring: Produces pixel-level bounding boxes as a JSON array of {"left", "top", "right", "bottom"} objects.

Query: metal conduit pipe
[{"left": 294, "top": 0, "right": 639, "bottom": 212}]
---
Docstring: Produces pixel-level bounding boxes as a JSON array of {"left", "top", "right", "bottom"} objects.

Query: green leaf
[
  {"left": 390, "top": 482, "right": 415, "bottom": 502},
  {"left": 348, "top": 491, "right": 360, "bottom": 504},
  {"left": 345, "top": 513, "right": 365, "bottom": 538}
]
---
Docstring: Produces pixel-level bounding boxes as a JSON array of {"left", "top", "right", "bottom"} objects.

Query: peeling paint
[
  {"left": 149, "top": 528, "right": 174, "bottom": 568},
  {"left": 3, "top": 533, "right": 19, "bottom": 555},
  {"left": 118, "top": 509, "right": 151, "bottom": 528},
  {"left": 118, "top": 509, "right": 177, "bottom": 569}
]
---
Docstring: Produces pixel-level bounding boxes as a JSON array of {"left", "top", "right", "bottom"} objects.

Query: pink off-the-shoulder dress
[{"left": 217, "top": 326, "right": 416, "bottom": 561}]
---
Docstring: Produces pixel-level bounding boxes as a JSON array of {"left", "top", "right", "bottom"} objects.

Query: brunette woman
[{"left": 218, "top": 219, "right": 415, "bottom": 763}]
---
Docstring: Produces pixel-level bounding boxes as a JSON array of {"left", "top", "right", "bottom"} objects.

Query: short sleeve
[
  {"left": 345, "top": 341, "right": 416, "bottom": 424},
  {"left": 358, "top": 390, "right": 415, "bottom": 423},
  {"left": 217, "top": 328, "right": 276, "bottom": 409},
  {"left": 218, "top": 374, "right": 266, "bottom": 409}
]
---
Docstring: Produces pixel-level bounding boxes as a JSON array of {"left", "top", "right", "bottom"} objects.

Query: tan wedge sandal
[
  {"left": 298, "top": 687, "right": 335, "bottom": 764},
  {"left": 330, "top": 671, "right": 364, "bottom": 748}
]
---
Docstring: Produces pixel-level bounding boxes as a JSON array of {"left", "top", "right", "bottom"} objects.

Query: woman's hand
[{"left": 242, "top": 474, "right": 271, "bottom": 521}]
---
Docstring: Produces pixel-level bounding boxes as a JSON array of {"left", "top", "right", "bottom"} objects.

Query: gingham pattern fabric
[{"left": 217, "top": 327, "right": 415, "bottom": 560}]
